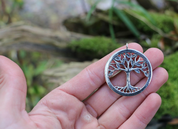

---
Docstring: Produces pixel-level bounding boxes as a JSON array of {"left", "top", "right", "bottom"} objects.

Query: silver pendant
[{"left": 105, "top": 43, "right": 152, "bottom": 96}]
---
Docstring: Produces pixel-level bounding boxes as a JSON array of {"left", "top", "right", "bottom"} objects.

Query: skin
[{"left": 0, "top": 43, "right": 168, "bottom": 129}]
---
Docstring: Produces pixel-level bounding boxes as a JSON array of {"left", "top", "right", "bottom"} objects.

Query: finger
[
  {"left": 59, "top": 43, "right": 143, "bottom": 100},
  {"left": 98, "top": 67, "right": 168, "bottom": 129},
  {"left": 0, "top": 56, "right": 27, "bottom": 112},
  {"left": 119, "top": 93, "right": 161, "bottom": 129},
  {"left": 84, "top": 48, "right": 164, "bottom": 117}
]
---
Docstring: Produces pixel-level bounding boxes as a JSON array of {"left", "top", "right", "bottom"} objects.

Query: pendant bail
[{"left": 126, "top": 43, "right": 128, "bottom": 50}]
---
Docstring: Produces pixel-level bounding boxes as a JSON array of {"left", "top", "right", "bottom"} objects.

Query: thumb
[{"left": 0, "top": 56, "right": 27, "bottom": 112}]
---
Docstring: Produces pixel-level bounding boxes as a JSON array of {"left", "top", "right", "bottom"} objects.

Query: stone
[
  {"left": 42, "top": 60, "right": 97, "bottom": 86},
  {"left": 20, "top": 0, "right": 89, "bottom": 29}
]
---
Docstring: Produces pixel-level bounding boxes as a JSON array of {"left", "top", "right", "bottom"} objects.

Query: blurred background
[{"left": 0, "top": 0, "right": 178, "bottom": 128}]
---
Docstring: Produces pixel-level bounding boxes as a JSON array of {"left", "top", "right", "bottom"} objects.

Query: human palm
[{"left": 0, "top": 43, "right": 168, "bottom": 129}]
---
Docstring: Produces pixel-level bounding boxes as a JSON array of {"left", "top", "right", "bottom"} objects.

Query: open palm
[{"left": 0, "top": 43, "right": 168, "bottom": 129}]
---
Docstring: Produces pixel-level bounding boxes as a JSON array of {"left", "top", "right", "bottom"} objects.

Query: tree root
[{"left": 115, "top": 85, "right": 140, "bottom": 93}]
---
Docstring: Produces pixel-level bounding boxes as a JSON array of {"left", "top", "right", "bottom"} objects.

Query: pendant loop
[
  {"left": 126, "top": 43, "right": 128, "bottom": 50},
  {"left": 105, "top": 44, "right": 152, "bottom": 96}
]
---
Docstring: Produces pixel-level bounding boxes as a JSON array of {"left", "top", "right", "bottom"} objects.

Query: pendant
[{"left": 105, "top": 43, "right": 152, "bottom": 96}]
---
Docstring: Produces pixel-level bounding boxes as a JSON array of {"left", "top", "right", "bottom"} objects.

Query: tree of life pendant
[{"left": 105, "top": 43, "right": 152, "bottom": 96}]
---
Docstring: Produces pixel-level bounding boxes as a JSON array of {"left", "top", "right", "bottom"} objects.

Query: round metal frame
[{"left": 105, "top": 46, "right": 152, "bottom": 96}]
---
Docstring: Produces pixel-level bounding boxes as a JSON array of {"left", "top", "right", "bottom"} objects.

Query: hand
[{"left": 0, "top": 43, "right": 168, "bottom": 129}]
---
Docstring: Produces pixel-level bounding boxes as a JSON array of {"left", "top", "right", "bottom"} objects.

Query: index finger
[{"left": 59, "top": 43, "right": 143, "bottom": 100}]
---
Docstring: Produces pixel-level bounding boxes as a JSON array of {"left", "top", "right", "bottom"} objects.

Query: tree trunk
[{"left": 126, "top": 71, "right": 131, "bottom": 89}]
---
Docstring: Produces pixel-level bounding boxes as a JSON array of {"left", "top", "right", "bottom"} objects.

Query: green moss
[
  {"left": 128, "top": 11, "right": 174, "bottom": 34},
  {"left": 151, "top": 12, "right": 174, "bottom": 33},
  {"left": 69, "top": 37, "right": 121, "bottom": 60},
  {"left": 156, "top": 51, "right": 178, "bottom": 119},
  {"left": 140, "top": 34, "right": 161, "bottom": 49}
]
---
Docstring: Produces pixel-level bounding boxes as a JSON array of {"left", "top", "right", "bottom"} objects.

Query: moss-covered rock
[
  {"left": 151, "top": 12, "right": 174, "bottom": 33},
  {"left": 68, "top": 37, "right": 121, "bottom": 60},
  {"left": 127, "top": 11, "right": 174, "bottom": 34},
  {"left": 156, "top": 51, "right": 178, "bottom": 119}
]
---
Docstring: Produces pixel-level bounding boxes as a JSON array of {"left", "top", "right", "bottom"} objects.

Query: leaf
[
  {"left": 109, "top": 71, "right": 114, "bottom": 77},
  {"left": 22, "top": 64, "right": 34, "bottom": 86},
  {"left": 109, "top": 0, "right": 116, "bottom": 42},
  {"left": 109, "top": 24, "right": 116, "bottom": 42},
  {"left": 115, "top": 56, "right": 121, "bottom": 61},
  {"left": 116, "top": 1, "right": 156, "bottom": 25},
  {"left": 34, "top": 61, "right": 48, "bottom": 76},
  {"left": 174, "top": 17, "right": 178, "bottom": 34},
  {"left": 126, "top": 53, "right": 131, "bottom": 58},
  {"left": 19, "top": 50, "right": 26, "bottom": 59},
  {"left": 135, "top": 62, "right": 141, "bottom": 67},
  {"left": 132, "top": 54, "right": 137, "bottom": 58},
  {"left": 86, "top": 0, "right": 102, "bottom": 21},
  {"left": 125, "top": 9, "right": 166, "bottom": 36},
  {"left": 116, "top": 63, "right": 120, "bottom": 69},
  {"left": 142, "top": 62, "right": 147, "bottom": 68},
  {"left": 121, "top": 58, "right": 126, "bottom": 64},
  {"left": 131, "top": 60, "right": 133, "bottom": 66},
  {"left": 113, "top": 7, "right": 140, "bottom": 37},
  {"left": 36, "top": 85, "right": 46, "bottom": 95},
  {"left": 135, "top": 69, "right": 140, "bottom": 73},
  {"left": 144, "top": 71, "right": 149, "bottom": 77}
]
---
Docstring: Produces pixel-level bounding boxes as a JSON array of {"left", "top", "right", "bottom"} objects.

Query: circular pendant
[{"left": 105, "top": 44, "right": 152, "bottom": 96}]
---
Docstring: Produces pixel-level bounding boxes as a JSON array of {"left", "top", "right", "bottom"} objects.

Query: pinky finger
[{"left": 118, "top": 93, "right": 161, "bottom": 129}]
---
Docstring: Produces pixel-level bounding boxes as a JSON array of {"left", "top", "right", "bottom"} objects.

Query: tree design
[{"left": 108, "top": 52, "right": 149, "bottom": 93}]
